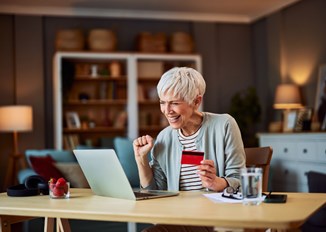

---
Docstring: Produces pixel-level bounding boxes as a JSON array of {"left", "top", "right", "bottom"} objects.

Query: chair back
[
  {"left": 244, "top": 146, "right": 273, "bottom": 192},
  {"left": 302, "top": 171, "right": 326, "bottom": 230},
  {"left": 113, "top": 137, "right": 140, "bottom": 188}
]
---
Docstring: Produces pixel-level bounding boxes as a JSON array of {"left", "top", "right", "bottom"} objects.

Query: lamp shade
[
  {"left": 0, "top": 105, "right": 33, "bottom": 132},
  {"left": 274, "top": 84, "right": 303, "bottom": 109}
]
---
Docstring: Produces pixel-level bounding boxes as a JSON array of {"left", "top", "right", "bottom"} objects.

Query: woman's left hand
[{"left": 197, "top": 160, "right": 228, "bottom": 192}]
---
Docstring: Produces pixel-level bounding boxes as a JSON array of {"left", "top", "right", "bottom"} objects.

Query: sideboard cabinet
[{"left": 258, "top": 133, "right": 326, "bottom": 192}]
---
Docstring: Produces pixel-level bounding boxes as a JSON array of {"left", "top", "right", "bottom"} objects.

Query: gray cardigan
[{"left": 145, "top": 112, "right": 246, "bottom": 191}]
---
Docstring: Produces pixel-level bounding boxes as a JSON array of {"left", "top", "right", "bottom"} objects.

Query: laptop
[{"left": 73, "top": 149, "right": 179, "bottom": 200}]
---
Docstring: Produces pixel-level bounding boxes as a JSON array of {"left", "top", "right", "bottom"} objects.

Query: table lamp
[
  {"left": 0, "top": 105, "right": 33, "bottom": 189},
  {"left": 273, "top": 84, "right": 303, "bottom": 132}
]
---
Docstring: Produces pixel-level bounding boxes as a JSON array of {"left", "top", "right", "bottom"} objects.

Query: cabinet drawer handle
[
  {"left": 284, "top": 148, "right": 288, "bottom": 153},
  {"left": 303, "top": 148, "right": 308, "bottom": 154}
]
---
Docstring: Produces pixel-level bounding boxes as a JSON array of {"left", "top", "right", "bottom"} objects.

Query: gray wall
[
  {"left": 253, "top": 0, "right": 326, "bottom": 127},
  {"left": 1, "top": 0, "right": 326, "bottom": 189},
  {"left": 0, "top": 15, "right": 15, "bottom": 190},
  {"left": 0, "top": 15, "right": 45, "bottom": 190}
]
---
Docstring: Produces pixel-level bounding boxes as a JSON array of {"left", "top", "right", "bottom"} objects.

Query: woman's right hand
[{"left": 133, "top": 135, "right": 154, "bottom": 165}]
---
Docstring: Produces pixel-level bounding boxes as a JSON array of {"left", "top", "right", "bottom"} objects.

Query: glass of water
[{"left": 240, "top": 167, "right": 263, "bottom": 205}]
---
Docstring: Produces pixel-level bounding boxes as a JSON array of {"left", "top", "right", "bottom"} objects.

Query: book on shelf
[
  {"left": 138, "top": 84, "right": 145, "bottom": 102},
  {"left": 63, "top": 134, "right": 80, "bottom": 150},
  {"left": 107, "top": 82, "right": 117, "bottom": 99},
  {"left": 114, "top": 111, "right": 127, "bottom": 128}
]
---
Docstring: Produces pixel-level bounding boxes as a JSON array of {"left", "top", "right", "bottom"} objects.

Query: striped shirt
[{"left": 178, "top": 128, "right": 204, "bottom": 191}]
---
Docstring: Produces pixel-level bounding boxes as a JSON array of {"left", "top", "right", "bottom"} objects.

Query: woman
[{"left": 133, "top": 67, "right": 246, "bottom": 231}]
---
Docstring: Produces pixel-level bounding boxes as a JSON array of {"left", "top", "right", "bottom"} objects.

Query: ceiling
[{"left": 0, "top": 0, "right": 301, "bottom": 23}]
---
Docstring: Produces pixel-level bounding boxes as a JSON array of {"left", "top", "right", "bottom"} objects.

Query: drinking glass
[{"left": 240, "top": 167, "right": 263, "bottom": 205}]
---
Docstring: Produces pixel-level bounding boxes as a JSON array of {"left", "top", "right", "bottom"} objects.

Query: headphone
[{"left": 7, "top": 175, "right": 49, "bottom": 197}]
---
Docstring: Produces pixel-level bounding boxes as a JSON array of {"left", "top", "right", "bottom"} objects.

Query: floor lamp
[{"left": 0, "top": 105, "right": 33, "bottom": 190}]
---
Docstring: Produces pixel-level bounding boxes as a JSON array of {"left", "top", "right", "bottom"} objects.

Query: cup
[
  {"left": 49, "top": 182, "right": 70, "bottom": 199},
  {"left": 240, "top": 167, "right": 262, "bottom": 205}
]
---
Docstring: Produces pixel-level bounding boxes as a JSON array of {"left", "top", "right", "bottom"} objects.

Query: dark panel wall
[
  {"left": 15, "top": 16, "right": 45, "bottom": 151},
  {"left": 218, "top": 24, "right": 253, "bottom": 113},
  {"left": 284, "top": 0, "right": 326, "bottom": 107},
  {"left": 0, "top": 15, "right": 15, "bottom": 190},
  {"left": 0, "top": 15, "right": 45, "bottom": 189},
  {"left": 192, "top": 23, "right": 253, "bottom": 114},
  {"left": 0, "top": 15, "right": 15, "bottom": 103},
  {"left": 253, "top": 13, "right": 284, "bottom": 127},
  {"left": 253, "top": 0, "right": 326, "bottom": 127}
]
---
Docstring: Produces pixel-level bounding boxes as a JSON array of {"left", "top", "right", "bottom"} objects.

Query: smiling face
[
  {"left": 157, "top": 67, "right": 206, "bottom": 135},
  {"left": 159, "top": 92, "right": 203, "bottom": 135}
]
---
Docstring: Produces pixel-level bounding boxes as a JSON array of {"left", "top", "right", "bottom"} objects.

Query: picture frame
[
  {"left": 293, "top": 108, "right": 313, "bottom": 132},
  {"left": 314, "top": 65, "right": 326, "bottom": 129},
  {"left": 283, "top": 110, "right": 297, "bottom": 132},
  {"left": 65, "top": 112, "right": 81, "bottom": 129}
]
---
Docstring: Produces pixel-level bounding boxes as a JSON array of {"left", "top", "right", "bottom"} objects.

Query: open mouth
[{"left": 167, "top": 115, "right": 180, "bottom": 123}]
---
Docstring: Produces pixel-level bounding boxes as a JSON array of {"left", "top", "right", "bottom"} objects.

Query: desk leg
[
  {"left": 44, "top": 218, "right": 71, "bottom": 232},
  {"left": 128, "top": 222, "right": 137, "bottom": 232},
  {"left": 44, "top": 217, "right": 55, "bottom": 232},
  {"left": 57, "top": 218, "right": 71, "bottom": 232}
]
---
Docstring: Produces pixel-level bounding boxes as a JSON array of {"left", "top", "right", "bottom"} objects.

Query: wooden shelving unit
[{"left": 53, "top": 52, "right": 201, "bottom": 149}]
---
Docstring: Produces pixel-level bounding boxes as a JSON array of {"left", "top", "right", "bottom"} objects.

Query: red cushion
[{"left": 29, "top": 155, "right": 63, "bottom": 181}]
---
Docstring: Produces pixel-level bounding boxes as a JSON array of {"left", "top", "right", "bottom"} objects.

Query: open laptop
[{"left": 73, "top": 149, "right": 179, "bottom": 200}]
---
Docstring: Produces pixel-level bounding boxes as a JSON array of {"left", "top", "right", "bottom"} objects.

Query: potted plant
[{"left": 229, "top": 86, "right": 261, "bottom": 147}]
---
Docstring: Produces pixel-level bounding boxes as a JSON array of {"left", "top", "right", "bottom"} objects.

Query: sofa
[
  {"left": 18, "top": 137, "right": 140, "bottom": 188},
  {"left": 17, "top": 137, "right": 150, "bottom": 232},
  {"left": 18, "top": 149, "right": 76, "bottom": 185}
]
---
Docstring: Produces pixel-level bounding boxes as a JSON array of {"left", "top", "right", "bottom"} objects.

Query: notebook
[{"left": 73, "top": 149, "right": 179, "bottom": 200}]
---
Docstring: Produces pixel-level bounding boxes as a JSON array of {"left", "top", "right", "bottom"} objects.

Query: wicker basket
[
  {"left": 55, "top": 29, "right": 85, "bottom": 51},
  {"left": 137, "top": 32, "right": 167, "bottom": 53},
  {"left": 170, "top": 32, "right": 194, "bottom": 53},
  {"left": 88, "top": 29, "right": 117, "bottom": 51}
]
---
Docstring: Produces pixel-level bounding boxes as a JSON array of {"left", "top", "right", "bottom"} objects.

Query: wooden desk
[{"left": 0, "top": 189, "right": 325, "bottom": 231}]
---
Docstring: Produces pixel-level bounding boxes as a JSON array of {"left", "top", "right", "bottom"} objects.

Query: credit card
[{"left": 181, "top": 151, "right": 204, "bottom": 165}]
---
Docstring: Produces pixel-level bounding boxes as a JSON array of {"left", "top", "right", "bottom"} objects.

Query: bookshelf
[{"left": 53, "top": 52, "right": 201, "bottom": 149}]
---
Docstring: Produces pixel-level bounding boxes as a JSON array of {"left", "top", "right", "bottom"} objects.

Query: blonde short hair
[{"left": 157, "top": 67, "right": 206, "bottom": 104}]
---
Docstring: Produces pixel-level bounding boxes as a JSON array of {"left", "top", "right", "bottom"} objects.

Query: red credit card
[{"left": 181, "top": 151, "right": 204, "bottom": 165}]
